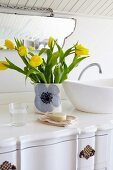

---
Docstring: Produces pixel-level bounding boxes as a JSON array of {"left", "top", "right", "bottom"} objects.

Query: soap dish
[{"left": 38, "top": 113, "right": 78, "bottom": 127}]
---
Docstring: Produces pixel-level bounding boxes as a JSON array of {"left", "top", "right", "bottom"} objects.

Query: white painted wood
[
  {"left": 0, "top": 135, "right": 17, "bottom": 170},
  {"left": 2, "top": 0, "right": 113, "bottom": 18},
  {"left": 100, "top": 2, "right": 113, "bottom": 16},
  {"left": 0, "top": 138, "right": 17, "bottom": 153},
  {"left": 17, "top": 0, "right": 28, "bottom": 6},
  {"left": 97, "top": 168, "right": 107, "bottom": 170},
  {"left": 8, "top": 0, "right": 19, "bottom": 6},
  {"left": 21, "top": 139, "right": 76, "bottom": 170},
  {"left": 76, "top": 0, "right": 95, "bottom": 14},
  {"left": 25, "top": 0, "right": 37, "bottom": 8},
  {"left": 53, "top": 0, "right": 70, "bottom": 11},
  {"left": 49, "top": 0, "right": 63, "bottom": 10},
  {"left": 0, "top": 0, "right": 9, "bottom": 5},
  {"left": 0, "top": 151, "right": 17, "bottom": 169},
  {"left": 59, "top": 0, "right": 76, "bottom": 12},
  {"left": 77, "top": 133, "right": 95, "bottom": 170},
  {"left": 69, "top": 0, "right": 87, "bottom": 13},
  {"left": 94, "top": 0, "right": 113, "bottom": 15},
  {"left": 94, "top": 134, "right": 108, "bottom": 169},
  {"left": 33, "top": 0, "right": 47, "bottom": 8},
  {"left": 42, "top": 0, "right": 54, "bottom": 8},
  {"left": 1, "top": 98, "right": 113, "bottom": 169},
  {"left": 107, "top": 130, "right": 113, "bottom": 170}
]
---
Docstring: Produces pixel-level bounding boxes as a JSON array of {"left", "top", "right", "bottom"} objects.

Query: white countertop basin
[{"left": 63, "top": 78, "right": 113, "bottom": 114}]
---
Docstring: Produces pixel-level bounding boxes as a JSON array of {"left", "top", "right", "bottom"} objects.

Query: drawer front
[
  {"left": 78, "top": 136, "right": 95, "bottom": 170},
  {"left": 21, "top": 140, "right": 76, "bottom": 170},
  {"left": 0, "top": 151, "right": 17, "bottom": 169}
]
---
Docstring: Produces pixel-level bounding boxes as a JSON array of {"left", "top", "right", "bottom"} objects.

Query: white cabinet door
[
  {"left": 77, "top": 134, "right": 95, "bottom": 170},
  {"left": 21, "top": 140, "right": 76, "bottom": 170},
  {"left": 0, "top": 151, "right": 17, "bottom": 169}
]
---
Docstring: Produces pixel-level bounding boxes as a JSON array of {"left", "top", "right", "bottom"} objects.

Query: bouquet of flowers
[{"left": 0, "top": 37, "right": 89, "bottom": 84}]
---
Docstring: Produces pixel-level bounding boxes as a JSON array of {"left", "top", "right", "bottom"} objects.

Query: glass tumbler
[{"left": 9, "top": 103, "right": 28, "bottom": 126}]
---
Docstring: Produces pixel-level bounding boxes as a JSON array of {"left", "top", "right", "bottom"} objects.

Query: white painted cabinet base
[
  {"left": 0, "top": 131, "right": 113, "bottom": 170},
  {"left": 77, "top": 133, "right": 95, "bottom": 170},
  {"left": 0, "top": 151, "right": 17, "bottom": 169},
  {"left": 0, "top": 99, "right": 113, "bottom": 170},
  {"left": 21, "top": 140, "right": 76, "bottom": 170}
]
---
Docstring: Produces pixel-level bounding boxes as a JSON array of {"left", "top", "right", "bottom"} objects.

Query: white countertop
[{"left": 0, "top": 98, "right": 113, "bottom": 144}]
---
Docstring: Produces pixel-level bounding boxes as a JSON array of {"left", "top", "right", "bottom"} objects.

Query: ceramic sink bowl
[{"left": 63, "top": 79, "right": 113, "bottom": 114}]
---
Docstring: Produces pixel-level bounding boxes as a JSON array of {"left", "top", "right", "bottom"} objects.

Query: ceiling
[{"left": 1, "top": 0, "right": 113, "bottom": 19}]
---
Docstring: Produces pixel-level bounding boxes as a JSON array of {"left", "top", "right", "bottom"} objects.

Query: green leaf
[
  {"left": 42, "top": 49, "right": 53, "bottom": 83},
  {"left": 48, "top": 51, "right": 59, "bottom": 66},
  {"left": 63, "top": 47, "right": 75, "bottom": 58},
  {"left": 46, "top": 49, "right": 52, "bottom": 64},
  {"left": 20, "top": 55, "right": 29, "bottom": 66},
  {"left": 54, "top": 65, "right": 60, "bottom": 83},
  {"left": 31, "top": 68, "right": 47, "bottom": 83},
  {"left": 5, "top": 58, "right": 25, "bottom": 75},
  {"left": 45, "top": 65, "right": 52, "bottom": 83},
  {"left": 24, "top": 66, "right": 29, "bottom": 75},
  {"left": 38, "top": 48, "right": 47, "bottom": 56},
  {"left": 28, "top": 51, "right": 34, "bottom": 56},
  {"left": 25, "top": 69, "right": 39, "bottom": 83},
  {"left": 42, "top": 58, "right": 46, "bottom": 65},
  {"left": 14, "top": 38, "right": 19, "bottom": 47},
  {"left": 59, "top": 63, "right": 68, "bottom": 83},
  {"left": 55, "top": 41, "right": 64, "bottom": 62},
  {"left": 51, "top": 72, "right": 53, "bottom": 83},
  {"left": 14, "top": 38, "right": 23, "bottom": 48},
  {"left": 68, "top": 56, "right": 88, "bottom": 73}
]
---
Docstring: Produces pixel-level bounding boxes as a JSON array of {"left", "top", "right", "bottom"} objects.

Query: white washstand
[{"left": 0, "top": 91, "right": 113, "bottom": 170}]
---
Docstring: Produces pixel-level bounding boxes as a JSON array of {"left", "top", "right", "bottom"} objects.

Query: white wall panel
[{"left": 63, "top": 16, "right": 113, "bottom": 81}]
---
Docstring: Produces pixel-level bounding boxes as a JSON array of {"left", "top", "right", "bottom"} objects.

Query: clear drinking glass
[{"left": 9, "top": 103, "right": 28, "bottom": 126}]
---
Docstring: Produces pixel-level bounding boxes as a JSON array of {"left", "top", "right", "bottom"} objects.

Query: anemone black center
[{"left": 40, "top": 92, "right": 53, "bottom": 104}]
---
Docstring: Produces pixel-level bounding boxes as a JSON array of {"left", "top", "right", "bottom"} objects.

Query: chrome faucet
[{"left": 78, "top": 63, "right": 102, "bottom": 80}]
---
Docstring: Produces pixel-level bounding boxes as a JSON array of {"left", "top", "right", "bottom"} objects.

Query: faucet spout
[{"left": 78, "top": 63, "right": 102, "bottom": 80}]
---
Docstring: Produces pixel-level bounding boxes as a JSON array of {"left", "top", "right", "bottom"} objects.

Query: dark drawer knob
[
  {"left": 0, "top": 161, "right": 16, "bottom": 170},
  {"left": 79, "top": 145, "right": 95, "bottom": 159}
]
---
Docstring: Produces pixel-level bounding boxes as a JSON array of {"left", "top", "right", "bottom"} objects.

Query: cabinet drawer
[
  {"left": 21, "top": 140, "right": 76, "bottom": 170},
  {"left": 0, "top": 151, "right": 17, "bottom": 169},
  {"left": 78, "top": 135, "right": 95, "bottom": 170}
]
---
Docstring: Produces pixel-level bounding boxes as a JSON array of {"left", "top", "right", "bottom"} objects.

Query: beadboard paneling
[{"left": 1, "top": 0, "right": 113, "bottom": 18}]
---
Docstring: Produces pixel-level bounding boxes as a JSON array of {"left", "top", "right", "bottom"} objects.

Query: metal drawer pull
[
  {"left": 79, "top": 145, "right": 95, "bottom": 159},
  {"left": 0, "top": 161, "right": 16, "bottom": 170}
]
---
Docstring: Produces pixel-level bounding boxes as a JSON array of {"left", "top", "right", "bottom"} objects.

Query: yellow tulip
[
  {"left": 29, "top": 55, "right": 43, "bottom": 67},
  {"left": 48, "top": 36, "right": 55, "bottom": 48},
  {"left": 18, "top": 46, "right": 28, "bottom": 57},
  {"left": 75, "top": 44, "right": 89, "bottom": 57},
  {"left": 5, "top": 39, "right": 15, "bottom": 50},
  {"left": 0, "top": 61, "right": 8, "bottom": 70}
]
